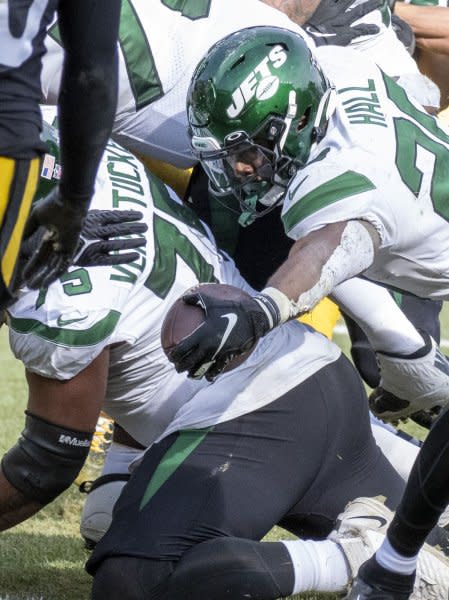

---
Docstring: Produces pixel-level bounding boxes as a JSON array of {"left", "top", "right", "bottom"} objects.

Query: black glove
[
  {"left": 72, "top": 209, "right": 147, "bottom": 267},
  {"left": 167, "top": 288, "right": 281, "bottom": 381},
  {"left": 22, "top": 188, "right": 91, "bottom": 289},
  {"left": 304, "top": 0, "right": 383, "bottom": 46},
  {"left": 20, "top": 209, "right": 147, "bottom": 272}
]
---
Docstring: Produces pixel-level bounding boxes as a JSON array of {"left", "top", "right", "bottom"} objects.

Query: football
[{"left": 161, "top": 282, "right": 256, "bottom": 374}]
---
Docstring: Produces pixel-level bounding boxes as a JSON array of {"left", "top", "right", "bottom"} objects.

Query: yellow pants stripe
[
  {"left": 0, "top": 157, "right": 16, "bottom": 231},
  {"left": 1, "top": 158, "right": 40, "bottom": 286}
]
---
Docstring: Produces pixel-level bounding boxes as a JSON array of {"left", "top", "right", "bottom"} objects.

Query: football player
[
  {"left": 0, "top": 0, "right": 121, "bottom": 299},
  {"left": 39, "top": 0, "right": 440, "bottom": 350},
  {"left": 171, "top": 27, "right": 449, "bottom": 598},
  {"left": 5, "top": 115, "right": 449, "bottom": 600}
]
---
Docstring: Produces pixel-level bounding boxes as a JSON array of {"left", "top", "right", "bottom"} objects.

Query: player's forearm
[
  {"left": 395, "top": 4, "right": 449, "bottom": 54},
  {"left": 57, "top": 0, "right": 121, "bottom": 204},
  {"left": 0, "top": 468, "right": 43, "bottom": 531},
  {"left": 265, "top": 221, "right": 376, "bottom": 319},
  {"left": 58, "top": 60, "right": 118, "bottom": 204}
]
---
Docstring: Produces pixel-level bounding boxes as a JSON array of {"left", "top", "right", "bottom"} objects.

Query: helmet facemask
[{"left": 191, "top": 93, "right": 303, "bottom": 226}]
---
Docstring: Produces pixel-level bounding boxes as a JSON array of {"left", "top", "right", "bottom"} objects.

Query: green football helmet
[{"left": 187, "top": 26, "right": 335, "bottom": 225}]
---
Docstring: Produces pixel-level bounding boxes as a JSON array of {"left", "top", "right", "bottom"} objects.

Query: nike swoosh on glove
[{"left": 167, "top": 287, "right": 281, "bottom": 381}]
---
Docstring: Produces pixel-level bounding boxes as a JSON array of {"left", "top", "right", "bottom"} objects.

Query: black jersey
[{"left": 0, "top": 0, "right": 58, "bottom": 157}]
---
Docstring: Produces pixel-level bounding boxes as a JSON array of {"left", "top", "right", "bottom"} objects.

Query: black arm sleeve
[{"left": 56, "top": 0, "right": 121, "bottom": 207}]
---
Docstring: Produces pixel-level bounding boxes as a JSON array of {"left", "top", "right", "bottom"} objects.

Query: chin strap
[
  {"left": 238, "top": 197, "right": 259, "bottom": 227},
  {"left": 238, "top": 184, "right": 286, "bottom": 227}
]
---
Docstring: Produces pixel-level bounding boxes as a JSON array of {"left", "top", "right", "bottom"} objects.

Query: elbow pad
[{"left": 2, "top": 411, "right": 93, "bottom": 505}]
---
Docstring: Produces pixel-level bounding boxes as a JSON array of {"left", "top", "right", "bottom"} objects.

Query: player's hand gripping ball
[{"left": 161, "top": 283, "right": 259, "bottom": 381}]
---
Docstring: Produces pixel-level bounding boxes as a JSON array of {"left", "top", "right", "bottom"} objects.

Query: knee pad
[
  {"left": 2, "top": 411, "right": 93, "bottom": 504},
  {"left": 80, "top": 473, "right": 130, "bottom": 547}
]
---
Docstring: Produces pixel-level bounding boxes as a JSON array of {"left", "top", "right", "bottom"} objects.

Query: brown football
[{"left": 161, "top": 283, "right": 256, "bottom": 374}]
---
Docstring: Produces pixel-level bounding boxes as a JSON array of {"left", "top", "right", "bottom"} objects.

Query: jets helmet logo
[{"left": 226, "top": 45, "right": 287, "bottom": 119}]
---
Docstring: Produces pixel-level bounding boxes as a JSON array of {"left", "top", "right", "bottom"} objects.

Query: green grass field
[{"left": 1, "top": 305, "right": 448, "bottom": 599}]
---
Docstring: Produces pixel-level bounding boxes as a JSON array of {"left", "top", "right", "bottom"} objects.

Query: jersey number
[
  {"left": 144, "top": 175, "right": 217, "bottom": 298},
  {"left": 385, "top": 75, "right": 449, "bottom": 221},
  {"left": 35, "top": 268, "right": 92, "bottom": 309}
]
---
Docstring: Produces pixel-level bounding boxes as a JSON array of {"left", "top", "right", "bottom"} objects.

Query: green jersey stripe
[
  {"left": 162, "top": 0, "right": 212, "bottom": 19},
  {"left": 148, "top": 171, "right": 209, "bottom": 236},
  {"left": 139, "top": 428, "right": 212, "bottom": 510},
  {"left": 119, "top": 0, "right": 163, "bottom": 109},
  {"left": 282, "top": 171, "right": 376, "bottom": 233},
  {"left": 380, "top": 0, "right": 391, "bottom": 26},
  {"left": 8, "top": 310, "right": 121, "bottom": 347},
  {"left": 47, "top": 0, "right": 163, "bottom": 110},
  {"left": 47, "top": 21, "right": 61, "bottom": 44}
]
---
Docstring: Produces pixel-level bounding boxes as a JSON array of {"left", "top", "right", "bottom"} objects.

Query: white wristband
[{"left": 260, "top": 287, "right": 295, "bottom": 324}]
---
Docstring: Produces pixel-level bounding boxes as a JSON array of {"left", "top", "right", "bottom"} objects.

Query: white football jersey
[
  {"left": 40, "top": 0, "right": 433, "bottom": 168},
  {"left": 282, "top": 46, "right": 449, "bottom": 300},
  {"left": 8, "top": 122, "right": 340, "bottom": 446}
]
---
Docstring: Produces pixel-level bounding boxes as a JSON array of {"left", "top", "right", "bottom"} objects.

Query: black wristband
[{"left": 253, "top": 293, "right": 282, "bottom": 331}]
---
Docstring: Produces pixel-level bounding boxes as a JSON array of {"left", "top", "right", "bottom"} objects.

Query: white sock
[
  {"left": 282, "top": 539, "right": 350, "bottom": 593},
  {"left": 102, "top": 442, "right": 142, "bottom": 476},
  {"left": 376, "top": 537, "right": 418, "bottom": 575}
]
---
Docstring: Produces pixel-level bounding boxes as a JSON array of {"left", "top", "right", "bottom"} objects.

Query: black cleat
[{"left": 345, "top": 556, "right": 415, "bottom": 600}]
